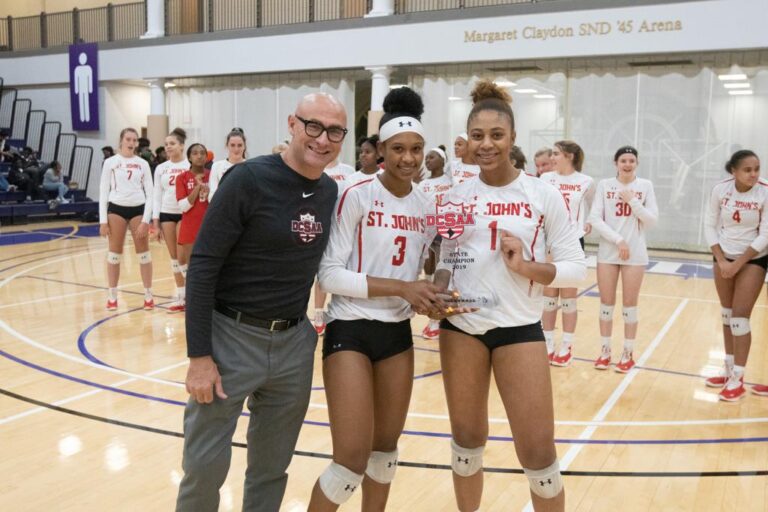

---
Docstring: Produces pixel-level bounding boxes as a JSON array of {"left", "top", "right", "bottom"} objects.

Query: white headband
[
  {"left": 457, "top": 132, "right": 468, "bottom": 141},
  {"left": 379, "top": 116, "right": 424, "bottom": 142},
  {"left": 429, "top": 147, "right": 447, "bottom": 162}
]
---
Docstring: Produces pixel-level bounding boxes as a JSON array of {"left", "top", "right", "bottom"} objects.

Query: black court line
[{"left": 2, "top": 388, "right": 766, "bottom": 478}]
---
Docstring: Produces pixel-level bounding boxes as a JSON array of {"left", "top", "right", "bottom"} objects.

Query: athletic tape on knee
[
  {"left": 524, "top": 459, "right": 563, "bottom": 500},
  {"left": 106, "top": 252, "right": 122, "bottom": 265},
  {"left": 730, "top": 317, "right": 750, "bottom": 337},
  {"left": 622, "top": 306, "right": 638, "bottom": 324},
  {"left": 599, "top": 304, "right": 614, "bottom": 322},
  {"left": 543, "top": 297, "right": 559, "bottom": 312},
  {"left": 171, "top": 259, "right": 181, "bottom": 274},
  {"left": 721, "top": 308, "right": 732, "bottom": 326},
  {"left": 319, "top": 462, "right": 363, "bottom": 505},
  {"left": 451, "top": 440, "right": 484, "bottom": 477},
  {"left": 365, "top": 449, "right": 399, "bottom": 484},
  {"left": 560, "top": 298, "right": 577, "bottom": 314},
  {"left": 137, "top": 251, "right": 151, "bottom": 264}
]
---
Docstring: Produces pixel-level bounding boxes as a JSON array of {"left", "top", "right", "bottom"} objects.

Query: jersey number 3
[{"left": 392, "top": 236, "right": 407, "bottom": 266}]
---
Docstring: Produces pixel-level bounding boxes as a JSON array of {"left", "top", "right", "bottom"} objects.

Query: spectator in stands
[
  {"left": 42, "top": 160, "right": 70, "bottom": 204},
  {"left": 0, "top": 130, "right": 11, "bottom": 162}
]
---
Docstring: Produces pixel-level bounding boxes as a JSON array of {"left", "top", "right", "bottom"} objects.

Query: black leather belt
[{"left": 215, "top": 303, "right": 300, "bottom": 332}]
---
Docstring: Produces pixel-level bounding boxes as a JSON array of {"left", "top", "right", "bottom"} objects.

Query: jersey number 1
[{"left": 392, "top": 236, "right": 407, "bottom": 266}]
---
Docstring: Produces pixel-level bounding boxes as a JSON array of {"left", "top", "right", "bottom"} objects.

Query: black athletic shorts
[
  {"left": 159, "top": 212, "right": 182, "bottom": 223},
  {"left": 440, "top": 319, "right": 545, "bottom": 351},
  {"left": 108, "top": 202, "right": 145, "bottom": 221},
  {"left": 323, "top": 318, "right": 413, "bottom": 362},
  {"left": 713, "top": 254, "right": 768, "bottom": 271}
]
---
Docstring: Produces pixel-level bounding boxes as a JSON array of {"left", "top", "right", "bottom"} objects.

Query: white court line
[
  {"left": 522, "top": 299, "right": 688, "bottom": 512},
  {"left": 0, "top": 360, "right": 188, "bottom": 425},
  {"left": 0, "top": 277, "right": 174, "bottom": 310},
  {"left": 0, "top": 250, "right": 185, "bottom": 389}
]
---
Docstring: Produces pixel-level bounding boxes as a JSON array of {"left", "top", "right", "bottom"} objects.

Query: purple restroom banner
[{"left": 69, "top": 42, "right": 99, "bottom": 131}]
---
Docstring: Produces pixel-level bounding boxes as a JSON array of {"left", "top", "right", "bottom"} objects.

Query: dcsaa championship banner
[{"left": 69, "top": 42, "right": 99, "bottom": 131}]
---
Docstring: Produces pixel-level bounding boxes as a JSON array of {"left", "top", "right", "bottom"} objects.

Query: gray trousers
[{"left": 176, "top": 311, "right": 318, "bottom": 512}]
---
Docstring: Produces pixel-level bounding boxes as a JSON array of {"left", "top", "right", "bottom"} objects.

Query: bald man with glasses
[{"left": 176, "top": 93, "right": 348, "bottom": 512}]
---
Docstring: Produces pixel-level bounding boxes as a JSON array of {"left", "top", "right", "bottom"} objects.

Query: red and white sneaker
[
  {"left": 594, "top": 348, "right": 611, "bottom": 370},
  {"left": 422, "top": 324, "right": 440, "bottom": 340},
  {"left": 615, "top": 351, "right": 635, "bottom": 373},
  {"left": 550, "top": 346, "right": 572, "bottom": 367},
  {"left": 719, "top": 377, "right": 745, "bottom": 402},
  {"left": 167, "top": 303, "right": 185, "bottom": 314},
  {"left": 705, "top": 375, "right": 728, "bottom": 388},
  {"left": 751, "top": 384, "right": 768, "bottom": 396},
  {"left": 143, "top": 298, "right": 155, "bottom": 310},
  {"left": 106, "top": 299, "right": 118, "bottom": 311}
]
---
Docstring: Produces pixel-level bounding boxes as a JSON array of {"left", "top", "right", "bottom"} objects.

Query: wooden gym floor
[{"left": 1, "top": 221, "right": 767, "bottom": 511}]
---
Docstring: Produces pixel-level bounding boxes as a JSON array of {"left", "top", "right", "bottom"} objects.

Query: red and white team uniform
[
  {"left": 209, "top": 159, "right": 237, "bottom": 199},
  {"left": 152, "top": 159, "right": 189, "bottom": 218},
  {"left": 324, "top": 162, "right": 356, "bottom": 196},
  {"left": 449, "top": 159, "right": 481, "bottom": 185},
  {"left": 541, "top": 171, "right": 595, "bottom": 238},
  {"left": 704, "top": 177, "right": 768, "bottom": 259},
  {"left": 176, "top": 170, "right": 211, "bottom": 245},
  {"left": 588, "top": 177, "right": 658, "bottom": 265},
  {"left": 99, "top": 154, "right": 153, "bottom": 223},
  {"left": 437, "top": 173, "right": 586, "bottom": 334},
  {"left": 346, "top": 169, "right": 383, "bottom": 189},
  {"left": 318, "top": 177, "right": 435, "bottom": 322},
  {"left": 419, "top": 174, "right": 453, "bottom": 207}
]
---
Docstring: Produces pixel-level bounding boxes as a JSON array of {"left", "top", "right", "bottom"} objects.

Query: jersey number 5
[{"left": 392, "top": 236, "right": 407, "bottom": 266}]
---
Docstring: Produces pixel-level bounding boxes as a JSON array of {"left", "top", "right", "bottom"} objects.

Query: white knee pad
[
  {"left": 560, "top": 298, "right": 577, "bottom": 314},
  {"left": 730, "top": 317, "right": 750, "bottom": 336},
  {"left": 319, "top": 462, "right": 363, "bottom": 505},
  {"left": 106, "top": 252, "right": 122, "bottom": 265},
  {"left": 524, "top": 459, "right": 563, "bottom": 499},
  {"left": 721, "top": 308, "right": 732, "bottom": 326},
  {"left": 622, "top": 306, "right": 638, "bottom": 324},
  {"left": 137, "top": 251, "right": 152, "bottom": 264},
  {"left": 171, "top": 259, "right": 181, "bottom": 274},
  {"left": 365, "top": 449, "right": 398, "bottom": 484},
  {"left": 451, "top": 440, "right": 484, "bottom": 477},
  {"left": 599, "top": 304, "right": 614, "bottom": 322},
  {"left": 543, "top": 297, "right": 559, "bottom": 312}
]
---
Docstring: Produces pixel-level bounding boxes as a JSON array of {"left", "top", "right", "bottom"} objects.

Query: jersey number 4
[{"left": 392, "top": 236, "right": 407, "bottom": 266}]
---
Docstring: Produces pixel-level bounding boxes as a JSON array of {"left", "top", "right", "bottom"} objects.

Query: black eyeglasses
[{"left": 295, "top": 115, "right": 348, "bottom": 143}]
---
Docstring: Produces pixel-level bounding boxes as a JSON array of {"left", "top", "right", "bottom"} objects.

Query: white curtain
[
  {"left": 166, "top": 78, "right": 356, "bottom": 167},
  {"left": 414, "top": 68, "right": 768, "bottom": 252}
]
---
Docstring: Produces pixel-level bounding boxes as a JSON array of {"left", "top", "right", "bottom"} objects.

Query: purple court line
[{"left": 74, "top": 308, "right": 445, "bottom": 391}]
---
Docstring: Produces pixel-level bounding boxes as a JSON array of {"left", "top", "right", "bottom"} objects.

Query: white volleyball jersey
[
  {"left": 324, "top": 162, "right": 356, "bottom": 197},
  {"left": 541, "top": 171, "right": 595, "bottom": 237},
  {"left": 588, "top": 177, "right": 658, "bottom": 265},
  {"left": 152, "top": 159, "right": 189, "bottom": 218},
  {"left": 449, "top": 160, "right": 481, "bottom": 185},
  {"left": 209, "top": 159, "right": 239, "bottom": 199},
  {"left": 346, "top": 169, "right": 383, "bottom": 188},
  {"left": 437, "top": 173, "right": 585, "bottom": 335},
  {"left": 419, "top": 174, "right": 453, "bottom": 206},
  {"left": 704, "top": 178, "right": 768, "bottom": 259},
  {"left": 99, "top": 154, "right": 153, "bottom": 224},
  {"left": 319, "top": 176, "right": 435, "bottom": 322}
]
